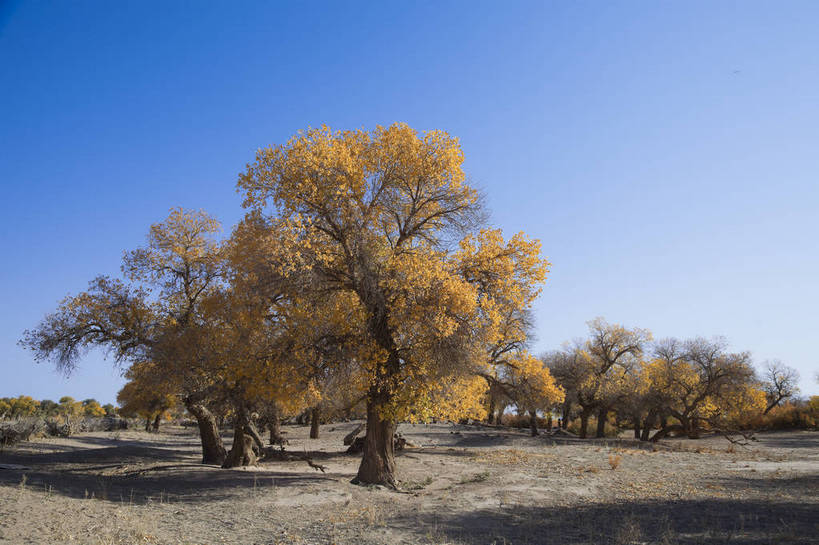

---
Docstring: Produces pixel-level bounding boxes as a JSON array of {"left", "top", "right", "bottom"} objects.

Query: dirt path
[{"left": 1, "top": 423, "right": 817, "bottom": 544}]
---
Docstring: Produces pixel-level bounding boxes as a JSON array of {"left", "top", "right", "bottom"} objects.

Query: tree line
[
  {"left": 515, "top": 319, "right": 803, "bottom": 441},
  {"left": 20, "top": 124, "right": 561, "bottom": 487},
  {"left": 0, "top": 395, "right": 117, "bottom": 420},
  {"left": 18, "top": 124, "right": 808, "bottom": 487}
]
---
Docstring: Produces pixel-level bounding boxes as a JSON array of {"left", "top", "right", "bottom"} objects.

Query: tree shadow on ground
[
  {"left": 390, "top": 498, "right": 819, "bottom": 544},
  {"left": 0, "top": 441, "right": 346, "bottom": 505}
]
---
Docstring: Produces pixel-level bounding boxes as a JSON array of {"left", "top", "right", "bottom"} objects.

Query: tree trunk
[
  {"left": 640, "top": 411, "right": 656, "bottom": 442},
  {"left": 687, "top": 417, "right": 700, "bottom": 439},
  {"left": 144, "top": 417, "right": 151, "bottom": 432},
  {"left": 268, "top": 405, "right": 283, "bottom": 445},
  {"left": 546, "top": 413, "right": 553, "bottom": 431},
  {"left": 561, "top": 400, "right": 571, "bottom": 429},
  {"left": 633, "top": 420, "right": 641, "bottom": 439},
  {"left": 246, "top": 421, "right": 265, "bottom": 451},
  {"left": 596, "top": 407, "right": 607, "bottom": 438},
  {"left": 487, "top": 395, "right": 496, "bottom": 424},
  {"left": 310, "top": 407, "right": 320, "bottom": 439},
  {"left": 353, "top": 399, "right": 397, "bottom": 488},
  {"left": 651, "top": 423, "right": 685, "bottom": 442},
  {"left": 222, "top": 406, "right": 257, "bottom": 468},
  {"left": 579, "top": 409, "right": 590, "bottom": 439},
  {"left": 185, "top": 400, "right": 227, "bottom": 465},
  {"left": 152, "top": 413, "right": 161, "bottom": 432},
  {"left": 529, "top": 410, "right": 539, "bottom": 437}
]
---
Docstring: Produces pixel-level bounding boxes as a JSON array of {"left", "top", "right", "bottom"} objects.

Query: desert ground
[{"left": 0, "top": 422, "right": 817, "bottom": 545}]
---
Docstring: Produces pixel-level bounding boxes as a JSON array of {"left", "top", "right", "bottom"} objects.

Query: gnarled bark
[
  {"left": 222, "top": 406, "right": 257, "bottom": 468},
  {"left": 353, "top": 400, "right": 396, "bottom": 488},
  {"left": 184, "top": 399, "right": 226, "bottom": 465},
  {"left": 267, "top": 404, "right": 284, "bottom": 445}
]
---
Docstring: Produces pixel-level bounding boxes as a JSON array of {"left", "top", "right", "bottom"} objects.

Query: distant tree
[
  {"left": 504, "top": 352, "right": 564, "bottom": 436},
  {"left": 38, "top": 399, "right": 60, "bottom": 417},
  {"left": 81, "top": 398, "right": 106, "bottom": 417},
  {"left": 761, "top": 360, "right": 800, "bottom": 414},
  {"left": 58, "top": 396, "right": 83, "bottom": 421},
  {"left": 646, "top": 337, "right": 762, "bottom": 440},
  {"left": 117, "top": 362, "right": 177, "bottom": 431}
]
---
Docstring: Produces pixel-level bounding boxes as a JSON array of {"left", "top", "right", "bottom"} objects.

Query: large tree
[
  {"left": 21, "top": 208, "right": 230, "bottom": 464},
  {"left": 238, "top": 124, "right": 547, "bottom": 487}
]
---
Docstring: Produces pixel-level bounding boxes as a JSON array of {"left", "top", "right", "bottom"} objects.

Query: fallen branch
[{"left": 260, "top": 446, "right": 328, "bottom": 472}]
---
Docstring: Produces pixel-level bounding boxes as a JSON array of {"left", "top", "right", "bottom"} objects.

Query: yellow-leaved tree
[
  {"left": 504, "top": 352, "right": 564, "bottom": 436},
  {"left": 237, "top": 124, "right": 548, "bottom": 486}
]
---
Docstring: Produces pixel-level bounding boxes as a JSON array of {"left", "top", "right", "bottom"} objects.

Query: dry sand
[{"left": 1, "top": 422, "right": 817, "bottom": 544}]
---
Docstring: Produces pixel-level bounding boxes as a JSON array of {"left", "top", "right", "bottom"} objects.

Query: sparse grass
[
  {"left": 471, "top": 448, "right": 552, "bottom": 466},
  {"left": 459, "top": 470, "right": 490, "bottom": 484},
  {"left": 402, "top": 475, "right": 433, "bottom": 490}
]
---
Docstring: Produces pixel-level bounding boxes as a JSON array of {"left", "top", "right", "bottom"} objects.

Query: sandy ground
[{"left": 0, "top": 422, "right": 817, "bottom": 544}]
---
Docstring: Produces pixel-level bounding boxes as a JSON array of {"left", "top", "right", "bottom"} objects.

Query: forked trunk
[
  {"left": 353, "top": 400, "right": 397, "bottom": 488},
  {"left": 185, "top": 400, "right": 227, "bottom": 465},
  {"left": 222, "top": 407, "right": 257, "bottom": 468},
  {"left": 310, "top": 407, "right": 320, "bottom": 439},
  {"left": 529, "top": 410, "right": 539, "bottom": 437},
  {"left": 640, "top": 411, "right": 656, "bottom": 442}
]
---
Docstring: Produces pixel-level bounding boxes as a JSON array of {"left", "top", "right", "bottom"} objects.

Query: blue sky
[{"left": 1, "top": 1, "right": 817, "bottom": 404}]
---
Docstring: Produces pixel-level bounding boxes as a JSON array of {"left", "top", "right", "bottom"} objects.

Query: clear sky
[{"left": 1, "top": 1, "right": 817, "bottom": 404}]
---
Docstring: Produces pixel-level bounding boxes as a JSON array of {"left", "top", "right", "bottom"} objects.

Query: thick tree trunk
[
  {"left": 152, "top": 413, "right": 161, "bottom": 432},
  {"left": 596, "top": 407, "right": 607, "bottom": 438},
  {"left": 561, "top": 400, "right": 571, "bottom": 429},
  {"left": 268, "top": 405, "right": 283, "bottom": 445},
  {"left": 579, "top": 409, "right": 590, "bottom": 439},
  {"left": 222, "top": 406, "right": 257, "bottom": 468},
  {"left": 529, "top": 410, "right": 539, "bottom": 437},
  {"left": 487, "top": 395, "right": 496, "bottom": 424},
  {"left": 546, "top": 413, "right": 553, "bottom": 431},
  {"left": 144, "top": 417, "right": 151, "bottom": 432},
  {"left": 246, "top": 421, "right": 265, "bottom": 452},
  {"left": 185, "top": 400, "right": 227, "bottom": 465},
  {"left": 633, "top": 421, "right": 641, "bottom": 439},
  {"left": 310, "top": 407, "right": 320, "bottom": 439},
  {"left": 687, "top": 417, "right": 700, "bottom": 439},
  {"left": 640, "top": 411, "right": 656, "bottom": 442},
  {"left": 353, "top": 400, "right": 397, "bottom": 488}
]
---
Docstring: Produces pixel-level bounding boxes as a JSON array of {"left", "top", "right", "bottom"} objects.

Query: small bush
[
  {"left": 0, "top": 418, "right": 42, "bottom": 446},
  {"left": 608, "top": 454, "right": 622, "bottom": 470},
  {"left": 566, "top": 416, "right": 620, "bottom": 438}
]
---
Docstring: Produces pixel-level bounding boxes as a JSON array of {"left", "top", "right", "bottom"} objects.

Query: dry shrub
[
  {"left": 566, "top": 416, "right": 620, "bottom": 437},
  {"left": 472, "top": 448, "right": 551, "bottom": 465},
  {"left": 608, "top": 453, "right": 622, "bottom": 470},
  {"left": 499, "top": 413, "right": 553, "bottom": 429},
  {"left": 0, "top": 418, "right": 43, "bottom": 446}
]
